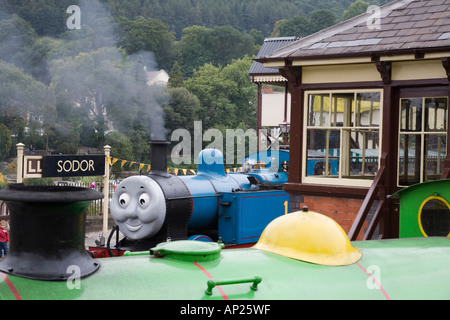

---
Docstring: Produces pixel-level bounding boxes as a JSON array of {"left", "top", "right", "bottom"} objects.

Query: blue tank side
[
  {"left": 181, "top": 148, "right": 256, "bottom": 229},
  {"left": 179, "top": 175, "right": 218, "bottom": 229},
  {"left": 179, "top": 173, "right": 254, "bottom": 229},
  {"left": 227, "top": 173, "right": 254, "bottom": 190}
]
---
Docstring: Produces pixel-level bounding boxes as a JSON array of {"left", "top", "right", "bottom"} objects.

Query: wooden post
[
  {"left": 16, "top": 143, "right": 25, "bottom": 183},
  {"left": 103, "top": 145, "right": 111, "bottom": 235}
]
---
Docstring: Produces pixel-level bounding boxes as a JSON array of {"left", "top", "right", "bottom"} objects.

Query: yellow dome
[{"left": 254, "top": 209, "right": 361, "bottom": 266}]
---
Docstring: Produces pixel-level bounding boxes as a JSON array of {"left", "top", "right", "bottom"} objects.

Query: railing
[
  {"left": 0, "top": 180, "right": 117, "bottom": 221},
  {"left": 348, "top": 152, "right": 387, "bottom": 241},
  {"left": 56, "top": 180, "right": 118, "bottom": 216}
]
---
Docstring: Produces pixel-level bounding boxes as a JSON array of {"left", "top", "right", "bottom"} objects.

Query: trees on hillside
[
  {"left": 115, "top": 16, "right": 175, "bottom": 71},
  {"left": 174, "top": 25, "right": 258, "bottom": 78},
  {"left": 273, "top": 9, "right": 337, "bottom": 37},
  {"left": 0, "top": 0, "right": 382, "bottom": 161},
  {"left": 184, "top": 56, "right": 256, "bottom": 131}
]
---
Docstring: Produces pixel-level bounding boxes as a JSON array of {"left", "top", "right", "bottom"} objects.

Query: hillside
[
  {"left": 1, "top": 0, "right": 391, "bottom": 38},
  {"left": 0, "top": 0, "right": 392, "bottom": 165}
]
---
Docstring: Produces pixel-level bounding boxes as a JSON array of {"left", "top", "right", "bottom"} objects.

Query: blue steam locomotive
[{"left": 107, "top": 141, "right": 290, "bottom": 253}]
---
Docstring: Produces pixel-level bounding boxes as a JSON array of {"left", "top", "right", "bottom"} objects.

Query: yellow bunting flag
[
  {"left": 110, "top": 158, "right": 118, "bottom": 166},
  {"left": 0, "top": 173, "right": 4, "bottom": 183},
  {"left": 182, "top": 169, "right": 187, "bottom": 175},
  {"left": 121, "top": 160, "right": 127, "bottom": 167},
  {"left": 139, "top": 163, "right": 145, "bottom": 171},
  {"left": 174, "top": 168, "right": 179, "bottom": 175},
  {"left": 129, "top": 161, "right": 135, "bottom": 167},
  {"left": 146, "top": 165, "right": 151, "bottom": 173}
]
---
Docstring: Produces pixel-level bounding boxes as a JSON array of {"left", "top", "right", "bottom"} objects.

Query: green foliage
[
  {"left": 274, "top": 16, "right": 311, "bottom": 37},
  {"left": 0, "top": 14, "right": 38, "bottom": 69},
  {"left": 343, "top": 0, "right": 370, "bottom": 21},
  {"left": 0, "top": 0, "right": 378, "bottom": 172},
  {"left": 105, "top": 0, "right": 357, "bottom": 39},
  {"left": 164, "top": 87, "right": 200, "bottom": 134},
  {"left": 174, "top": 25, "right": 258, "bottom": 78},
  {"left": 23, "top": 177, "right": 55, "bottom": 186},
  {"left": 168, "top": 61, "right": 184, "bottom": 88},
  {"left": 115, "top": 16, "right": 175, "bottom": 70},
  {"left": 47, "top": 121, "right": 80, "bottom": 154},
  {"left": 185, "top": 63, "right": 238, "bottom": 129},
  {"left": 105, "top": 131, "right": 133, "bottom": 174},
  {"left": 0, "top": 60, "right": 49, "bottom": 122},
  {"left": 0, "top": 124, "right": 12, "bottom": 160},
  {"left": 274, "top": 9, "right": 337, "bottom": 37},
  {"left": 184, "top": 56, "right": 256, "bottom": 131},
  {"left": 1, "top": 0, "right": 76, "bottom": 36}
]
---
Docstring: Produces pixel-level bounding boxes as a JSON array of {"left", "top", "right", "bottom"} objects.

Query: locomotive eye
[
  {"left": 139, "top": 193, "right": 151, "bottom": 208},
  {"left": 118, "top": 193, "right": 130, "bottom": 208}
]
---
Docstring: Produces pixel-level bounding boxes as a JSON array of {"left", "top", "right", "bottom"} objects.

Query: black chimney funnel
[
  {"left": 149, "top": 140, "right": 170, "bottom": 177},
  {"left": 0, "top": 184, "right": 103, "bottom": 281}
]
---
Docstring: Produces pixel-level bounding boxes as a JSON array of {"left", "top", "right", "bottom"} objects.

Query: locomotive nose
[{"left": 111, "top": 176, "right": 166, "bottom": 240}]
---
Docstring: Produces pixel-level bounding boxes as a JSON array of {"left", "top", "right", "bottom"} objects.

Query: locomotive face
[{"left": 111, "top": 176, "right": 166, "bottom": 240}]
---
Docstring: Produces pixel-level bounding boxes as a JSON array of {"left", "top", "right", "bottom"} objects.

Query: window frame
[
  {"left": 302, "top": 89, "right": 383, "bottom": 188},
  {"left": 397, "top": 96, "right": 448, "bottom": 187}
]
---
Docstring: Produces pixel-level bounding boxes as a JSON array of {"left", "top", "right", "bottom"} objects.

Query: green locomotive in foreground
[
  {"left": 0, "top": 182, "right": 450, "bottom": 300},
  {"left": 1, "top": 236, "right": 450, "bottom": 300}
]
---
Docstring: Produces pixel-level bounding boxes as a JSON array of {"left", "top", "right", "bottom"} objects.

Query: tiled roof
[
  {"left": 248, "top": 37, "right": 300, "bottom": 75},
  {"left": 265, "top": 0, "right": 450, "bottom": 60}
]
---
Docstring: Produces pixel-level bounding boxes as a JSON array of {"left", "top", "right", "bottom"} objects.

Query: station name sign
[{"left": 24, "top": 155, "right": 105, "bottom": 178}]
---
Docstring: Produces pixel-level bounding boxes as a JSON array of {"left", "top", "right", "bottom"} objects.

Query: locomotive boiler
[{"left": 107, "top": 140, "right": 290, "bottom": 253}]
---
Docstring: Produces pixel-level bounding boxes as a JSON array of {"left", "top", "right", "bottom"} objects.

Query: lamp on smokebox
[{"left": 279, "top": 121, "right": 290, "bottom": 146}]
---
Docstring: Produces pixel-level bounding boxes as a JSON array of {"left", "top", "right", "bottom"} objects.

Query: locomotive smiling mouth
[{"left": 125, "top": 223, "right": 142, "bottom": 232}]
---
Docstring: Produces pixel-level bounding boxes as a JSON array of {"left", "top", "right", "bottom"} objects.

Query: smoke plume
[{"left": 0, "top": 0, "right": 168, "bottom": 143}]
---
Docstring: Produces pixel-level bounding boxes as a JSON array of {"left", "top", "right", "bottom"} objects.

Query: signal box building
[{"left": 257, "top": 0, "right": 450, "bottom": 240}]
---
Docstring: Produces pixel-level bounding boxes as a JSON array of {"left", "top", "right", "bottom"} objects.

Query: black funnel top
[
  {"left": 0, "top": 184, "right": 103, "bottom": 281},
  {"left": 149, "top": 140, "right": 170, "bottom": 177}
]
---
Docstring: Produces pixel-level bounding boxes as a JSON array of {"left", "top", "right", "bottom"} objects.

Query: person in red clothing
[{"left": 0, "top": 220, "right": 9, "bottom": 257}]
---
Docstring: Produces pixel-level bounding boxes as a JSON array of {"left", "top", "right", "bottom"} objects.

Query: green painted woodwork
[{"left": 391, "top": 179, "right": 450, "bottom": 238}]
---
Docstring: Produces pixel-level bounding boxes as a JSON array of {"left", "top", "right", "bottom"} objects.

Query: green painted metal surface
[
  {"left": 1, "top": 237, "right": 450, "bottom": 300},
  {"left": 149, "top": 240, "right": 224, "bottom": 262}
]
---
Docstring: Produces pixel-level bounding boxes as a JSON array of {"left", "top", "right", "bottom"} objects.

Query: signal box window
[
  {"left": 304, "top": 90, "right": 381, "bottom": 187},
  {"left": 398, "top": 97, "right": 447, "bottom": 186}
]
